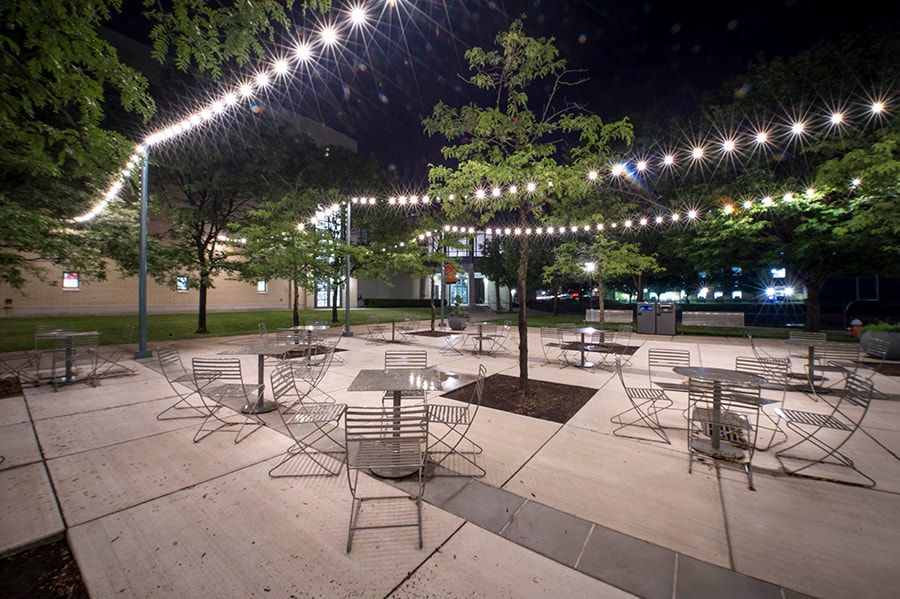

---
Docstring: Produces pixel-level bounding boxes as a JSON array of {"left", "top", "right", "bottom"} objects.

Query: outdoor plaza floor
[{"left": 2, "top": 317, "right": 900, "bottom": 598}]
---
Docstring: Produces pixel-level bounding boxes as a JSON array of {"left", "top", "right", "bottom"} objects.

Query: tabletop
[
  {"left": 218, "top": 343, "right": 312, "bottom": 355},
  {"left": 673, "top": 366, "right": 765, "bottom": 385},
  {"left": 347, "top": 368, "right": 444, "bottom": 392}
]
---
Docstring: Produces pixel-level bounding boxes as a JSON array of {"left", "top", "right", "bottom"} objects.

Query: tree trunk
[
  {"left": 495, "top": 280, "right": 502, "bottom": 313},
  {"left": 517, "top": 237, "right": 530, "bottom": 391},
  {"left": 291, "top": 279, "right": 300, "bottom": 327},
  {"left": 196, "top": 273, "right": 209, "bottom": 334},
  {"left": 331, "top": 285, "right": 339, "bottom": 323},
  {"left": 804, "top": 282, "right": 823, "bottom": 332}
]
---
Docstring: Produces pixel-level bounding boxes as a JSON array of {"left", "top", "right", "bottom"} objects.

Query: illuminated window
[
  {"left": 62, "top": 272, "right": 79, "bottom": 290},
  {"left": 176, "top": 276, "right": 189, "bottom": 292},
  {"left": 257, "top": 280, "right": 267, "bottom": 293}
]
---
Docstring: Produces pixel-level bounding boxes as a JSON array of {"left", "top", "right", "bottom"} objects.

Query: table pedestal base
[
  {"left": 692, "top": 439, "right": 744, "bottom": 460},
  {"left": 370, "top": 466, "right": 417, "bottom": 479},
  {"left": 242, "top": 400, "right": 279, "bottom": 414}
]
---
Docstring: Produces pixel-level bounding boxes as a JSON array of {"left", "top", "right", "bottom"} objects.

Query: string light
[{"left": 73, "top": 3, "right": 895, "bottom": 229}]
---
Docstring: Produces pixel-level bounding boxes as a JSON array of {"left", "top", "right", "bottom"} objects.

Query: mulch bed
[
  {"left": 440, "top": 373, "right": 597, "bottom": 424},
  {"left": 0, "top": 539, "right": 89, "bottom": 599},
  {"left": 410, "top": 330, "right": 454, "bottom": 337},
  {"left": 0, "top": 376, "right": 24, "bottom": 399}
]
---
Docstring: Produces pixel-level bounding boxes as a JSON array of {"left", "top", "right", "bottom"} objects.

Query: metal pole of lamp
[
  {"left": 134, "top": 154, "right": 152, "bottom": 358},
  {"left": 343, "top": 199, "right": 353, "bottom": 336},
  {"left": 439, "top": 260, "right": 446, "bottom": 327}
]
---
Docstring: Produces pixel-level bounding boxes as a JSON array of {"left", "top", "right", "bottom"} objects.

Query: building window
[
  {"left": 257, "top": 280, "right": 267, "bottom": 294},
  {"left": 176, "top": 276, "right": 189, "bottom": 292},
  {"left": 62, "top": 272, "right": 79, "bottom": 290}
]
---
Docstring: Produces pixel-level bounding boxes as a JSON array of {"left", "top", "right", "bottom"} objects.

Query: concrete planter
[
  {"left": 860, "top": 330, "right": 900, "bottom": 360},
  {"left": 448, "top": 315, "right": 469, "bottom": 330}
]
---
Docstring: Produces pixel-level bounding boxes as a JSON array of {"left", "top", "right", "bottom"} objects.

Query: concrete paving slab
[
  {"left": 0, "top": 462, "right": 63, "bottom": 554},
  {"left": 392, "top": 523, "right": 636, "bottom": 598},
  {"left": 47, "top": 424, "right": 286, "bottom": 526},
  {"left": 69, "top": 458, "right": 463, "bottom": 598},
  {"left": 578, "top": 523, "right": 676, "bottom": 599},
  {"left": 503, "top": 423, "right": 732, "bottom": 567},
  {"left": 33, "top": 396, "right": 198, "bottom": 459},
  {"left": 721, "top": 472, "right": 900, "bottom": 599},
  {"left": 0, "top": 420, "right": 43, "bottom": 468},
  {"left": 0, "top": 395, "right": 29, "bottom": 426},
  {"left": 676, "top": 554, "right": 782, "bottom": 599}
]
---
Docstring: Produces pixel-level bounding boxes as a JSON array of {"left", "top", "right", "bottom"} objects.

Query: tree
[
  {"left": 423, "top": 18, "right": 632, "bottom": 390},
  {"left": 151, "top": 121, "right": 289, "bottom": 333},
  {"left": 671, "top": 35, "right": 899, "bottom": 330},
  {"left": 0, "top": 0, "right": 330, "bottom": 288}
]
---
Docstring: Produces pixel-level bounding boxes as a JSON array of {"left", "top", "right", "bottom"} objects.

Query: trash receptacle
[
  {"left": 849, "top": 319, "right": 862, "bottom": 338},
  {"left": 656, "top": 302, "right": 676, "bottom": 335},
  {"left": 637, "top": 302, "right": 657, "bottom": 334}
]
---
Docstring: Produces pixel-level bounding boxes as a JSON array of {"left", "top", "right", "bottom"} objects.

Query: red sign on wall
[{"left": 445, "top": 264, "right": 457, "bottom": 283}]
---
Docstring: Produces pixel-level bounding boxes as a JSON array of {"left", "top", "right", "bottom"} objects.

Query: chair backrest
[
  {"left": 157, "top": 343, "right": 188, "bottom": 379},
  {"left": 839, "top": 372, "right": 875, "bottom": 409},
  {"left": 275, "top": 328, "right": 302, "bottom": 344},
  {"left": 384, "top": 349, "right": 427, "bottom": 370},
  {"left": 115, "top": 325, "right": 135, "bottom": 345},
  {"left": 344, "top": 404, "right": 428, "bottom": 448},
  {"left": 479, "top": 323, "right": 497, "bottom": 336},
  {"left": 735, "top": 356, "right": 790, "bottom": 391},
  {"left": 648, "top": 347, "right": 691, "bottom": 384},
  {"left": 818, "top": 343, "right": 860, "bottom": 363},
  {"left": 192, "top": 357, "right": 244, "bottom": 386},
  {"left": 269, "top": 360, "right": 300, "bottom": 404}
]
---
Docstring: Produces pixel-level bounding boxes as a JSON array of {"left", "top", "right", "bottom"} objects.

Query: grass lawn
[{"left": 0, "top": 308, "right": 850, "bottom": 354}]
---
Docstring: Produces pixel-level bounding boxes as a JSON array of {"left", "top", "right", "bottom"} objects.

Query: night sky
[{"left": 108, "top": 1, "right": 899, "bottom": 186}]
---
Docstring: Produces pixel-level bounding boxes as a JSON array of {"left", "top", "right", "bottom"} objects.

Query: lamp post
[
  {"left": 134, "top": 153, "right": 152, "bottom": 359},
  {"left": 585, "top": 261, "right": 596, "bottom": 312},
  {"left": 343, "top": 199, "right": 353, "bottom": 337}
]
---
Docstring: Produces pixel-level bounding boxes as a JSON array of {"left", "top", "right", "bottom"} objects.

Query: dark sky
[{"left": 108, "top": 0, "right": 899, "bottom": 186}]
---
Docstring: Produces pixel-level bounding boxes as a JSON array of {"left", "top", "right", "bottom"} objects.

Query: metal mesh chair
[
  {"left": 156, "top": 343, "right": 205, "bottom": 420},
  {"left": 859, "top": 337, "right": 890, "bottom": 400},
  {"left": 687, "top": 376, "right": 762, "bottom": 490},
  {"left": 775, "top": 373, "right": 876, "bottom": 487},
  {"left": 426, "top": 363, "right": 486, "bottom": 477},
  {"left": 488, "top": 320, "right": 513, "bottom": 355},
  {"left": 268, "top": 361, "right": 346, "bottom": 477},
  {"left": 648, "top": 347, "right": 692, "bottom": 395},
  {"left": 344, "top": 404, "right": 429, "bottom": 552},
  {"left": 397, "top": 316, "right": 421, "bottom": 344},
  {"left": 191, "top": 357, "right": 265, "bottom": 443},
  {"left": 91, "top": 325, "right": 136, "bottom": 380},
  {"left": 610, "top": 356, "right": 672, "bottom": 444},
  {"left": 734, "top": 356, "right": 790, "bottom": 450},
  {"left": 439, "top": 332, "right": 465, "bottom": 355},
  {"left": 539, "top": 327, "right": 564, "bottom": 367},
  {"left": 812, "top": 343, "right": 862, "bottom": 392},
  {"left": 292, "top": 344, "right": 338, "bottom": 402},
  {"left": 365, "top": 315, "right": 388, "bottom": 344},
  {"left": 382, "top": 349, "right": 429, "bottom": 405}
]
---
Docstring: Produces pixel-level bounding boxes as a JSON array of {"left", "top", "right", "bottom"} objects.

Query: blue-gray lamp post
[
  {"left": 134, "top": 154, "right": 152, "bottom": 358},
  {"left": 343, "top": 199, "right": 353, "bottom": 337}
]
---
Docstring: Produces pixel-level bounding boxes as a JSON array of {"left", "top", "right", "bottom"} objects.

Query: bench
[
  {"left": 585, "top": 309, "right": 633, "bottom": 324},
  {"left": 681, "top": 311, "right": 745, "bottom": 328}
]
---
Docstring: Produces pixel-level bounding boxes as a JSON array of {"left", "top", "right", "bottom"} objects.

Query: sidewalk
[{"left": 2, "top": 326, "right": 899, "bottom": 598}]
